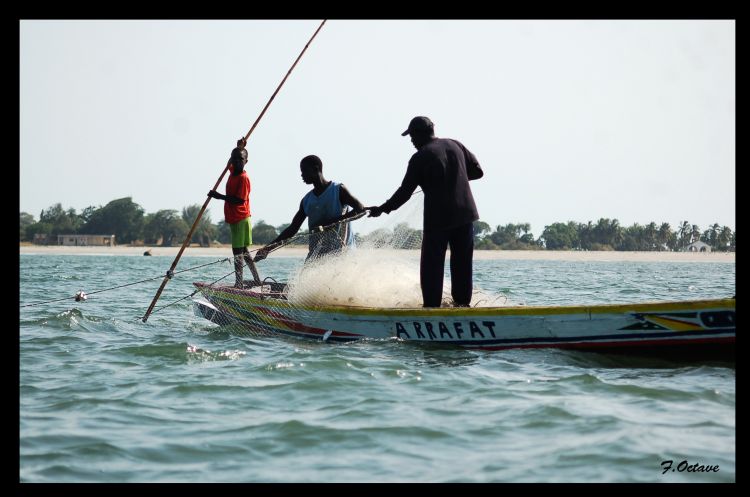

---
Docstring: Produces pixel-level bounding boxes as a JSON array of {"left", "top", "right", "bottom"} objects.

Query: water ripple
[{"left": 19, "top": 255, "right": 735, "bottom": 482}]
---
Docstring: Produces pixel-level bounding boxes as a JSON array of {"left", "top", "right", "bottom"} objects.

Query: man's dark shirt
[{"left": 381, "top": 137, "right": 483, "bottom": 231}]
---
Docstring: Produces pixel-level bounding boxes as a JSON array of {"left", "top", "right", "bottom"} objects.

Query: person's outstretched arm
[
  {"left": 458, "top": 141, "right": 483, "bottom": 180},
  {"left": 367, "top": 160, "right": 419, "bottom": 217},
  {"left": 254, "top": 201, "right": 307, "bottom": 261},
  {"left": 339, "top": 184, "right": 365, "bottom": 212},
  {"left": 207, "top": 190, "right": 244, "bottom": 204}
]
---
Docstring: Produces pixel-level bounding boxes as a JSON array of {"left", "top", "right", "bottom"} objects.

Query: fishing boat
[{"left": 192, "top": 282, "right": 734, "bottom": 356}]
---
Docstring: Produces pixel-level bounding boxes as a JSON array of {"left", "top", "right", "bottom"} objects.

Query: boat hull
[{"left": 192, "top": 283, "right": 735, "bottom": 353}]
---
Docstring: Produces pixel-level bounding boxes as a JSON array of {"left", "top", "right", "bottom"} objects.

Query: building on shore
[
  {"left": 684, "top": 240, "right": 711, "bottom": 253},
  {"left": 54, "top": 234, "right": 116, "bottom": 246}
]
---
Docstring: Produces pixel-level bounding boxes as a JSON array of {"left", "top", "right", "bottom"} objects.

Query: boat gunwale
[{"left": 192, "top": 283, "right": 735, "bottom": 318}]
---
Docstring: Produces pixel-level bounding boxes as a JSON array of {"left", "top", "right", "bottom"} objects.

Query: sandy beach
[{"left": 19, "top": 244, "right": 735, "bottom": 262}]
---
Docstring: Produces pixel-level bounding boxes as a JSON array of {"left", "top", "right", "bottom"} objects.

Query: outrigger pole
[{"left": 142, "top": 19, "right": 327, "bottom": 323}]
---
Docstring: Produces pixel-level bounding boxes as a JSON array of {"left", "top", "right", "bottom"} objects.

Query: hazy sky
[{"left": 20, "top": 20, "right": 735, "bottom": 235}]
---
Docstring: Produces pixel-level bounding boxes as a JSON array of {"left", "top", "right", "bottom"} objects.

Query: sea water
[{"left": 19, "top": 254, "right": 735, "bottom": 482}]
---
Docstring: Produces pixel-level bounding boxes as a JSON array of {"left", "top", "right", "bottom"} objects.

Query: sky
[{"left": 20, "top": 20, "right": 735, "bottom": 236}]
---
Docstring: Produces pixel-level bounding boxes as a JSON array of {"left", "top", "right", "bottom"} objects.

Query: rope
[
  {"left": 22, "top": 210, "right": 370, "bottom": 310},
  {"left": 254, "top": 209, "right": 370, "bottom": 258},
  {"left": 146, "top": 264, "right": 240, "bottom": 317},
  {"left": 20, "top": 257, "right": 231, "bottom": 308},
  {"left": 170, "top": 257, "right": 231, "bottom": 276},
  {"left": 147, "top": 213, "right": 369, "bottom": 316}
]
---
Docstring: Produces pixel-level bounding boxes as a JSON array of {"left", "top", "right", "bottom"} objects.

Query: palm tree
[
  {"left": 182, "top": 205, "right": 216, "bottom": 247},
  {"left": 578, "top": 221, "right": 593, "bottom": 250},
  {"left": 645, "top": 222, "right": 658, "bottom": 251},
  {"left": 658, "top": 222, "right": 673, "bottom": 251},
  {"left": 718, "top": 226, "right": 733, "bottom": 252},
  {"left": 595, "top": 218, "right": 624, "bottom": 249},
  {"left": 708, "top": 223, "right": 721, "bottom": 249},
  {"left": 472, "top": 220, "right": 491, "bottom": 242},
  {"left": 677, "top": 221, "right": 691, "bottom": 250},
  {"left": 691, "top": 224, "right": 702, "bottom": 245},
  {"left": 518, "top": 223, "right": 535, "bottom": 245},
  {"left": 144, "top": 210, "right": 189, "bottom": 247}
]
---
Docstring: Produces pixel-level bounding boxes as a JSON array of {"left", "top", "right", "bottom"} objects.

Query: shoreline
[{"left": 19, "top": 245, "right": 735, "bottom": 262}]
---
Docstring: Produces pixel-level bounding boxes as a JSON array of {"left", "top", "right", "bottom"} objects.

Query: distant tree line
[
  {"left": 19, "top": 198, "right": 294, "bottom": 247},
  {"left": 473, "top": 219, "right": 735, "bottom": 252},
  {"left": 20, "top": 198, "right": 735, "bottom": 252}
]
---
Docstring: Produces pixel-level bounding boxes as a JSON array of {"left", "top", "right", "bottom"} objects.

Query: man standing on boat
[
  {"left": 367, "top": 116, "right": 483, "bottom": 307},
  {"left": 254, "top": 155, "right": 365, "bottom": 262},
  {"left": 208, "top": 138, "right": 254, "bottom": 288}
]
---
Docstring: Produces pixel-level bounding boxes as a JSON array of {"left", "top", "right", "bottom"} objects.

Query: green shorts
[{"left": 230, "top": 217, "right": 252, "bottom": 248}]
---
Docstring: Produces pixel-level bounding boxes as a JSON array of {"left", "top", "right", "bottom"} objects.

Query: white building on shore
[
  {"left": 56, "top": 234, "right": 116, "bottom": 246},
  {"left": 685, "top": 241, "right": 711, "bottom": 253}
]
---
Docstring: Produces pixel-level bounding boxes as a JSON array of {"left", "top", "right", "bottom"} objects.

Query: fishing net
[{"left": 193, "top": 192, "right": 511, "bottom": 338}]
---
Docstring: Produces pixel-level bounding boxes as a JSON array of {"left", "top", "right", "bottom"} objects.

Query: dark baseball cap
[{"left": 401, "top": 116, "right": 434, "bottom": 136}]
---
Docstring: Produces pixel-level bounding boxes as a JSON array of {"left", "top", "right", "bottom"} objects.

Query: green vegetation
[
  {"left": 251, "top": 220, "right": 280, "bottom": 245},
  {"left": 21, "top": 198, "right": 311, "bottom": 248},
  {"left": 19, "top": 199, "right": 736, "bottom": 252},
  {"left": 81, "top": 198, "right": 144, "bottom": 244},
  {"left": 473, "top": 218, "right": 735, "bottom": 252}
]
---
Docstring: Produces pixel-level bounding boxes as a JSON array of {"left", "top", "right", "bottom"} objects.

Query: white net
[{"left": 193, "top": 193, "right": 512, "bottom": 338}]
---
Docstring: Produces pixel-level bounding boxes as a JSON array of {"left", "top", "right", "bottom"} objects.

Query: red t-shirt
[{"left": 224, "top": 169, "right": 251, "bottom": 224}]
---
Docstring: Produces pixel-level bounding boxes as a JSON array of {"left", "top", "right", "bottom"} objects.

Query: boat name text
[{"left": 395, "top": 321, "right": 497, "bottom": 340}]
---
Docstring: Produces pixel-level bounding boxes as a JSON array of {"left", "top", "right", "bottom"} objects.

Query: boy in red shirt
[{"left": 208, "top": 138, "right": 253, "bottom": 288}]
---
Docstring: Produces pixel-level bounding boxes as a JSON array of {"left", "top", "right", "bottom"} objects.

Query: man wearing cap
[{"left": 368, "top": 116, "right": 483, "bottom": 307}]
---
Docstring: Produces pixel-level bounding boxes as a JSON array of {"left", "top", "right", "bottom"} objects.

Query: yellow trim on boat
[
  {"left": 202, "top": 287, "right": 734, "bottom": 318},
  {"left": 645, "top": 316, "right": 705, "bottom": 331}
]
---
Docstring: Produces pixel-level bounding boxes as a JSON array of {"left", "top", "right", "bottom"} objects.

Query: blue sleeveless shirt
[{"left": 301, "top": 182, "right": 355, "bottom": 258}]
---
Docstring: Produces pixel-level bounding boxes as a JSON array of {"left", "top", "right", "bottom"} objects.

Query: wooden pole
[{"left": 142, "top": 20, "right": 327, "bottom": 322}]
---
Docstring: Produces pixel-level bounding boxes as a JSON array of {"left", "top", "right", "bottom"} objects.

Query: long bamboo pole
[{"left": 142, "top": 20, "right": 327, "bottom": 322}]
